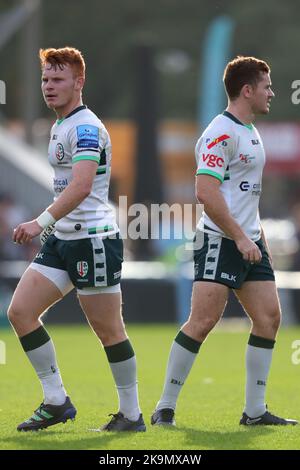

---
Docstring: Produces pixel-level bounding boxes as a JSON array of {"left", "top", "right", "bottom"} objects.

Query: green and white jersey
[
  {"left": 195, "top": 111, "right": 265, "bottom": 241},
  {"left": 48, "top": 105, "right": 118, "bottom": 240}
]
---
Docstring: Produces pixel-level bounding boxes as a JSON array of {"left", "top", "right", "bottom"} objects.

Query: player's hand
[
  {"left": 40, "top": 223, "right": 55, "bottom": 245},
  {"left": 13, "top": 220, "right": 43, "bottom": 244},
  {"left": 235, "top": 236, "right": 262, "bottom": 264}
]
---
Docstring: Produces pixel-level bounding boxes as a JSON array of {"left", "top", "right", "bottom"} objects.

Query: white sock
[
  {"left": 244, "top": 335, "right": 275, "bottom": 418},
  {"left": 156, "top": 331, "right": 201, "bottom": 411},
  {"left": 24, "top": 338, "right": 67, "bottom": 405},
  {"left": 109, "top": 356, "right": 141, "bottom": 421}
]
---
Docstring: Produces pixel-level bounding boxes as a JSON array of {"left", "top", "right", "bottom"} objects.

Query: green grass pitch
[{"left": 0, "top": 323, "right": 300, "bottom": 450}]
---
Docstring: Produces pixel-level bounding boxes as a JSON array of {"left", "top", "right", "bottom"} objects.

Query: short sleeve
[
  {"left": 69, "top": 123, "right": 104, "bottom": 165},
  {"left": 195, "top": 128, "right": 233, "bottom": 183}
]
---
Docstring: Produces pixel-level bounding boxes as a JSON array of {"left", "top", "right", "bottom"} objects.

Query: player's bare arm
[
  {"left": 13, "top": 160, "right": 97, "bottom": 244},
  {"left": 46, "top": 160, "right": 98, "bottom": 220},
  {"left": 196, "top": 174, "right": 262, "bottom": 263}
]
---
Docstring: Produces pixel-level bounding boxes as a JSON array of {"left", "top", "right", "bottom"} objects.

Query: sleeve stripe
[
  {"left": 196, "top": 169, "right": 224, "bottom": 183},
  {"left": 75, "top": 148, "right": 100, "bottom": 154},
  {"left": 72, "top": 155, "right": 100, "bottom": 164}
]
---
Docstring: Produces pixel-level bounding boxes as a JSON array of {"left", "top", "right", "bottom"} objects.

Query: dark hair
[{"left": 223, "top": 56, "right": 270, "bottom": 100}]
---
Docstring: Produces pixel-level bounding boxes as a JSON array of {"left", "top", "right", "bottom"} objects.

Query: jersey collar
[
  {"left": 56, "top": 105, "right": 87, "bottom": 125},
  {"left": 223, "top": 110, "right": 253, "bottom": 130}
]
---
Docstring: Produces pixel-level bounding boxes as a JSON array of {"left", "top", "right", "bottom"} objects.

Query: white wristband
[{"left": 36, "top": 210, "right": 56, "bottom": 229}]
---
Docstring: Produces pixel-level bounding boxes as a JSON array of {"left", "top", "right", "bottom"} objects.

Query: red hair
[{"left": 39, "top": 47, "right": 85, "bottom": 77}]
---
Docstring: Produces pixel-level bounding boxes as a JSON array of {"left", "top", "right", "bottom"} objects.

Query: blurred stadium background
[
  {"left": 2, "top": 0, "right": 300, "bottom": 452},
  {"left": 1, "top": 0, "right": 300, "bottom": 328}
]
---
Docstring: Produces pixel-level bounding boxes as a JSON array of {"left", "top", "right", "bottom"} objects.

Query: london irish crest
[
  {"left": 77, "top": 261, "right": 88, "bottom": 277},
  {"left": 55, "top": 143, "right": 65, "bottom": 161}
]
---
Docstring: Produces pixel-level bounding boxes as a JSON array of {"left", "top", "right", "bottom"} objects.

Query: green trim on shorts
[{"left": 196, "top": 169, "right": 224, "bottom": 183}]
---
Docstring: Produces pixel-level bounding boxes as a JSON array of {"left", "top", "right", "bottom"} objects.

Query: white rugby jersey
[
  {"left": 195, "top": 111, "right": 265, "bottom": 241},
  {"left": 48, "top": 105, "right": 119, "bottom": 240}
]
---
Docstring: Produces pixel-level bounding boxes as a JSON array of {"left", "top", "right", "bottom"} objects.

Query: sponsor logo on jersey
[
  {"left": 77, "top": 124, "right": 99, "bottom": 148},
  {"left": 221, "top": 272, "right": 236, "bottom": 282},
  {"left": 55, "top": 143, "right": 64, "bottom": 161},
  {"left": 239, "top": 181, "right": 250, "bottom": 191},
  {"left": 35, "top": 253, "right": 44, "bottom": 260},
  {"left": 113, "top": 270, "right": 122, "bottom": 280},
  {"left": 239, "top": 153, "right": 255, "bottom": 164},
  {"left": 239, "top": 181, "right": 261, "bottom": 195},
  {"left": 77, "top": 261, "right": 89, "bottom": 277},
  {"left": 52, "top": 134, "right": 58, "bottom": 140},
  {"left": 252, "top": 183, "right": 261, "bottom": 196},
  {"left": 251, "top": 139, "right": 260, "bottom": 145},
  {"left": 202, "top": 153, "right": 224, "bottom": 168},
  {"left": 54, "top": 178, "right": 68, "bottom": 193},
  {"left": 207, "top": 134, "right": 230, "bottom": 149}
]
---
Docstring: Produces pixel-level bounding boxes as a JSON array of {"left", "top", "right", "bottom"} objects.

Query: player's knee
[
  {"left": 7, "top": 303, "right": 23, "bottom": 326},
  {"left": 201, "top": 317, "right": 218, "bottom": 337},
  {"left": 189, "top": 316, "right": 217, "bottom": 339},
  {"left": 270, "top": 310, "right": 281, "bottom": 332},
  {"left": 98, "top": 331, "right": 125, "bottom": 346},
  {"left": 263, "top": 309, "right": 281, "bottom": 333},
  {"left": 92, "top": 322, "right": 125, "bottom": 346},
  {"left": 253, "top": 309, "right": 281, "bottom": 334}
]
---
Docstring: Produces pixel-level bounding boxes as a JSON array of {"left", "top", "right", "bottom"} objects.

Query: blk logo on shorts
[{"left": 77, "top": 261, "right": 89, "bottom": 277}]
